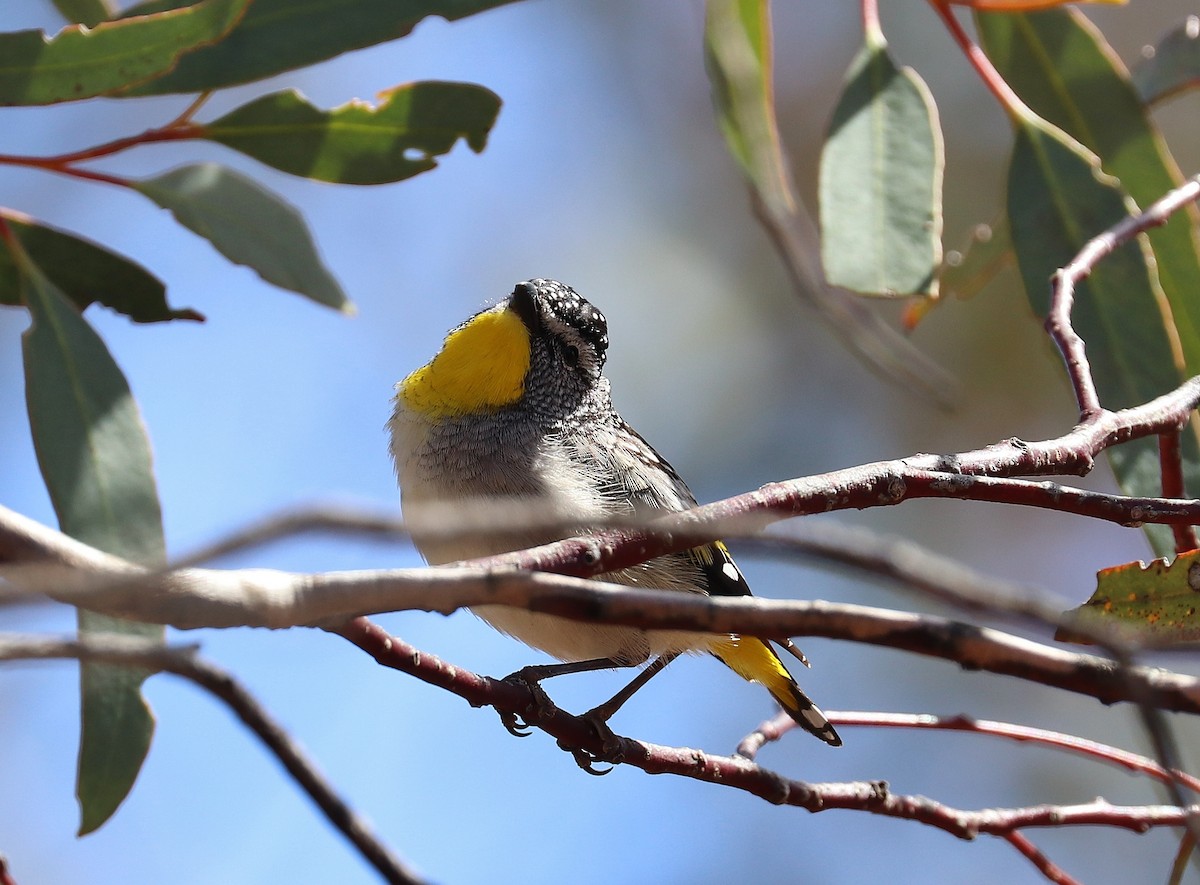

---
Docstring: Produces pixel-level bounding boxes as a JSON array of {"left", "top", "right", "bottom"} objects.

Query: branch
[
  {"left": 1048, "top": 174, "right": 1200, "bottom": 419},
  {"left": 0, "top": 633, "right": 424, "bottom": 885},
  {"left": 740, "top": 710, "right": 1200, "bottom": 793},
  {"left": 338, "top": 618, "right": 1200, "bottom": 842},
  {"left": 5, "top": 504, "right": 1200, "bottom": 716}
]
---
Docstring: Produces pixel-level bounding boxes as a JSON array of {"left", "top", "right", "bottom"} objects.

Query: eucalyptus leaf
[
  {"left": 52, "top": 0, "right": 115, "bottom": 26},
  {"left": 0, "top": 212, "right": 201, "bottom": 323},
  {"left": 1007, "top": 121, "right": 1184, "bottom": 554},
  {"left": 0, "top": 0, "right": 250, "bottom": 106},
  {"left": 819, "top": 29, "right": 944, "bottom": 297},
  {"left": 119, "top": 0, "right": 523, "bottom": 96},
  {"left": 135, "top": 163, "right": 349, "bottom": 311},
  {"left": 204, "top": 84, "right": 501, "bottom": 185},
  {"left": 16, "top": 243, "right": 165, "bottom": 833}
]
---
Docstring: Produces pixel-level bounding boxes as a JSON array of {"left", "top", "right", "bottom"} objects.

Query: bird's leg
[
  {"left": 561, "top": 651, "right": 681, "bottom": 773},
  {"left": 585, "top": 651, "right": 680, "bottom": 723},
  {"left": 499, "top": 657, "right": 632, "bottom": 737}
]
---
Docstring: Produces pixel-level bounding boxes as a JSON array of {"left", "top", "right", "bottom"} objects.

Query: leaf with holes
[
  {"left": 1057, "top": 550, "right": 1200, "bottom": 644},
  {"left": 135, "top": 164, "right": 349, "bottom": 311},
  {"left": 51, "top": 0, "right": 115, "bottom": 25},
  {"left": 203, "top": 84, "right": 501, "bottom": 185}
]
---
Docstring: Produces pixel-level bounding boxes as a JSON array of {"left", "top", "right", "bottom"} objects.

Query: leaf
[
  {"left": 14, "top": 237, "right": 165, "bottom": 834},
  {"left": 704, "top": 0, "right": 792, "bottom": 215},
  {"left": 0, "top": 0, "right": 251, "bottom": 106},
  {"left": 118, "top": 0, "right": 524, "bottom": 96},
  {"left": 0, "top": 211, "right": 201, "bottom": 323},
  {"left": 203, "top": 84, "right": 501, "bottom": 185},
  {"left": 1007, "top": 120, "right": 1185, "bottom": 554},
  {"left": 1131, "top": 16, "right": 1200, "bottom": 106},
  {"left": 135, "top": 163, "right": 349, "bottom": 311},
  {"left": 1057, "top": 550, "right": 1200, "bottom": 644},
  {"left": 977, "top": 8, "right": 1200, "bottom": 381},
  {"left": 52, "top": 0, "right": 115, "bottom": 26},
  {"left": 818, "top": 26, "right": 944, "bottom": 297}
]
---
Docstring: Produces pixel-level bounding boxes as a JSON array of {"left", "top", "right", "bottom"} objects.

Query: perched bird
[{"left": 388, "top": 279, "right": 840, "bottom": 746}]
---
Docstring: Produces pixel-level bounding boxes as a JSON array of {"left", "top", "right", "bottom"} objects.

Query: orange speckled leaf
[{"left": 1058, "top": 550, "right": 1200, "bottom": 644}]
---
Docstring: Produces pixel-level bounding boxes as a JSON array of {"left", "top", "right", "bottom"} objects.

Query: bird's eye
[{"left": 563, "top": 344, "right": 580, "bottom": 367}]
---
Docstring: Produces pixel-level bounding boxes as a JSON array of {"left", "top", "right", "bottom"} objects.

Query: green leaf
[
  {"left": 818, "top": 28, "right": 944, "bottom": 297},
  {"left": 14, "top": 239, "right": 165, "bottom": 834},
  {"left": 1057, "top": 550, "right": 1200, "bottom": 644},
  {"left": 1007, "top": 120, "right": 1184, "bottom": 554},
  {"left": 0, "top": 211, "right": 202, "bottom": 323},
  {"left": 977, "top": 8, "right": 1200, "bottom": 379},
  {"left": 1131, "top": 15, "right": 1200, "bottom": 106},
  {"left": 203, "top": 84, "right": 501, "bottom": 185},
  {"left": 52, "top": 0, "right": 115, "bottom": 26},
  {"left": 704, "top": 0, "right": 792, "bottom": 215},
  {"left": 118, "top": 0, "right": 524, "bottom": 96},
  {"left": 0, "top": 0, "right": 251, "bottom": 106},
  {"left": 135, "top": 163, "right": 349, "bottom": 311}
]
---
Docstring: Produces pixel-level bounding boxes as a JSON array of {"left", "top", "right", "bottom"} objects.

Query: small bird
[{"left": 388, "top": 279, "right": 840, "bottom": 746}]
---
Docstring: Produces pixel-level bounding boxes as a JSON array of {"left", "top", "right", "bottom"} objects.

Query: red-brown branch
[{"left": 337, "top": 618, "right": 1199, "bottom": 845}]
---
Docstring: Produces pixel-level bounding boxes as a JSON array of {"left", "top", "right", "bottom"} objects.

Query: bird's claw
[
  {"left": 497, "top": 669, "right": 557, "bottom": 736},
  {"left": 556, "top": 708, "right": 624, "bottom": 774}
]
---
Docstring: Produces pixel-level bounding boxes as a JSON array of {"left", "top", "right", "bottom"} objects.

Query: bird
[{"left": 388, "top": 278, "right": 841, "bottom": 746}]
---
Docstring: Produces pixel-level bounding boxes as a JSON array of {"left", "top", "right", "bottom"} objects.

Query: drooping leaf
[
  {"left": 1006, "top": 119, "right": 1184, "bottom": 554},
  {"left": 704, "top": 0, "right": 792, "bottom": 215},
  {"left": 703, "top": 0, "right": 957, "bottom": 407},
  {"left": 14, "top": 238, "right": 164, "bottom": 834},
  {"left": 978, "top": 8, "right": 1200, "bottom": 378},
  {"left": 1057, "top": 550, "right": 1200, "bottom": 644},
  {"left": 118, "top": 0, "right": 524, "bottom": 96},
  {"left": 203, "top": 84, "right": 501, "bottom": 185},
  {"left": 0, "top": 211, "right": 201, "bottom": 323},
  {"left": 819, "top": 26, "right": 944, "bottom": 297},
  {"left": 135, "top": 163, "right": 349, "bottom": 311},
  {"left": 52, "top": 0, "right": 115, "bottom": 26},
  {"left": 0, "top": 0, "right": 251, "bottom": 106},
  {"left": 1131, "top": 15, "right": 1200, "bottom": 106}
]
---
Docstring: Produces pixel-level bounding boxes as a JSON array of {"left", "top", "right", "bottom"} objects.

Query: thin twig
[
  {"left": 742, "top": 710, "right": 1200, "bottom": 793},
  {"left": 1159, "top": 431, "right": 1199, "bottom": 553},
  {"left": 1049, "top": 175, "right": 1200, "bottom": 419},
  {"left": 0, "top": 634, "right": 424, "bottom": 885},
  {"left": 1004, "top": 831, "right": 1080, "bottom": 885}
]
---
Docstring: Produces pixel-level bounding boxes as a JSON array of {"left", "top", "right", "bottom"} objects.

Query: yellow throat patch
[{"left": 399, "top": 307, "right": 531, "bottom": 418}]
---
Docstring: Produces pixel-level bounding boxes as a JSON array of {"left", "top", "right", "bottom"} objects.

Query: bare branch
[
  {"left": 741, "top": 710, "right": 1200, "bottom": 793},
  {"left": 337, "top": 618, "right": 1200, "bottom": 844},
  {"left": 0, "top": 633, "right": 423, "bottom": 885},
  {"left": 1048, "top": 174, "right": 1200, "bottom": 419}
]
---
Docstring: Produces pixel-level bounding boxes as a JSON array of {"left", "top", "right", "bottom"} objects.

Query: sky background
[{"left": 3, "top": 1, "right": 1200, "bottom": 883}]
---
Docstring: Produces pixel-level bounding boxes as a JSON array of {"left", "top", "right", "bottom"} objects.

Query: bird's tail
[{"left": 713, "top": 636, "right": 842, "bottom": 747}]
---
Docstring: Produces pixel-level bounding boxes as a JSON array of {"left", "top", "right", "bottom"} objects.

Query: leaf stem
[{"left": 928, "top": 0, "right": 1034, "bottom": 121}]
